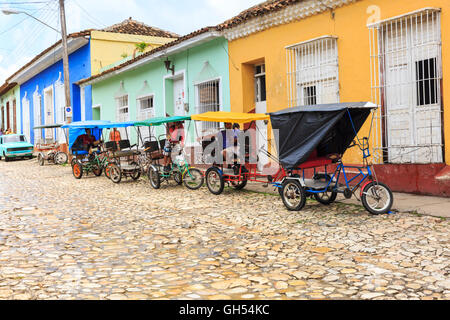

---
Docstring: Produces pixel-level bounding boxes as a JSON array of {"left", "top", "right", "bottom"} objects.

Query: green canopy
[
  {"left": 134, "top": 116, "right": 191, "bottom": 127},
  {"left": 33, "top": 124, "right": 64, "bottom": 130}
]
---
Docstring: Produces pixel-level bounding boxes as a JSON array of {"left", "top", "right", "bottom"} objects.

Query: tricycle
[
  {"left": 33, "top": 124, "right": 68, "bottom": 166},
  {"left": 134, "top": 116, "right": 204, "bottom": 190},
  {"left": 269, "top": 102, "right": 394, "bottom": 215}
]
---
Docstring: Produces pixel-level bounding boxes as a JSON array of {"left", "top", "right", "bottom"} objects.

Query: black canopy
[{"left": 269, "top": 102, "right": 377, "bottom": 169}]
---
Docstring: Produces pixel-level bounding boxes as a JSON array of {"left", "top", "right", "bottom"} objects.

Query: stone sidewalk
[
  {"left": 0, "top": 159, "right": 448, "bottom": 300},
  {"left": 245, "top": 183, "right": 450, "bottom": 219}
]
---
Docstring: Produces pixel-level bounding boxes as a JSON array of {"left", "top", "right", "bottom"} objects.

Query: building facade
[
  {"left": 78, "top": 28, "right": 230, "bottom": 150},
  {"left": 220, "top": 0, "right": 450, "bottom": 196},
  {"left": 0, "top": 84, "right": 21, "bottom": 136},
  {"left": 0, "top": 19, "right": 177, "bottom": 145}
]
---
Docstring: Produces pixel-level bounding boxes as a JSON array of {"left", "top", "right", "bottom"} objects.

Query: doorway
[
  {"left": 254, "top": 64, "right": 268, "bottom": 171},
  {"left": 173, "top": 76, "right": 185, "bottom": 117}
]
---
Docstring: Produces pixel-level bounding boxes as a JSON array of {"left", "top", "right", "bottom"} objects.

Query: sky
[{"left": 0, "top": 0, "right": 262, "bottom": 84}]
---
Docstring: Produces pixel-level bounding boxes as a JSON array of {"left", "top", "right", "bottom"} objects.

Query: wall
[
  {"left": 0, "top": 85, "right": 21, "bottom": 134},
  {"left": 20, "top": 42, "right": 92, "bottom": 143},
  {"left": 227, "top": 0, "right": 450, "bottom": 167},
  {"left": 91, "top": 37, "right": 231, "bottom": 145},
  {"left": 90, "top": 31, "right": 177, "bottom": 75}
]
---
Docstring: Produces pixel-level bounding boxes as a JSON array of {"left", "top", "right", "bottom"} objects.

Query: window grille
[
  {"left": 286, "top": 36, "right": 339, "bottom": 107},
  {"left": 137, "top": 95, "right": 155, "bottom": 141},
  {"left": 115, "top": 95, "right": 129, "bottom": 138},
  {"left": 195, "top": 79, "right": 221, "bottom": 135},
  {"left": 369, "top": 8, "right": 443, "bottom": 164}
]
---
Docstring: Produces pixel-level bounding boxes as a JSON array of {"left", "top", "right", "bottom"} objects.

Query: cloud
[{"left": 0, "top": 55, "right": 33, "bottom": 84}]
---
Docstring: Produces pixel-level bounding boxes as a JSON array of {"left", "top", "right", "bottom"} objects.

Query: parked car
[{"left": 0, "top": 134, "right": 34, "bottom": 162}]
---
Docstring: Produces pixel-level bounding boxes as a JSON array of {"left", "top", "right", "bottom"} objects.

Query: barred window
[
  {"left": 286, "top": 36, "right": 339, "bottom": 107},
  {"left": 195, "top": 79, "right": 220, "bottom": 135}
]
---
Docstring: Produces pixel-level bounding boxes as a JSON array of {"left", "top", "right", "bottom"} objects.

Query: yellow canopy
[{"left": 191, "top": 111, "right": 269, "bottom": 124}]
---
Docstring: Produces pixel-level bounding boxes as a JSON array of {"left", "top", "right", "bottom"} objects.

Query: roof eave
[{"left": 78, "top": 29, "right": 221, "bottom": 87}]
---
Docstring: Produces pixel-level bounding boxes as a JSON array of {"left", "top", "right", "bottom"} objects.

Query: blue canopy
[
  {"left": 62, "top": 120, "right": 112, "bottom": 129},
  {"left": 62, "top": 121, "right": 111, "bottom": 151}
]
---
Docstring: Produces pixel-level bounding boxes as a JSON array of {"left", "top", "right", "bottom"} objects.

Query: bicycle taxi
[
  {"left": 191, "top": 111, "right": 289, "bottom": 195},
  {"left": 269, "top": 102, "right": 394, "bottom": 215},
  {"left": 33, "top": 123, "right": 68, "bottom": 166},
  {"left": 134, "top": 116, "right": 204, "bottom": 190},
  {"left": 62, "top": 120, "right": 114, "bottom": 180}
]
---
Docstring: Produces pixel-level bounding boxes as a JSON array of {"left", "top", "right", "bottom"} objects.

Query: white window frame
[
  {"left": 136, "top": 94, "right": 156, "bottom": 142},
  {"left": 286, "top": 35, "right": 339, "bottom": 107}
]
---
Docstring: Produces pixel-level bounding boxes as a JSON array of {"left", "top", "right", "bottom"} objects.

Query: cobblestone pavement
[{"left": 0, "top": 159, "right": 449, "bottom": 300}]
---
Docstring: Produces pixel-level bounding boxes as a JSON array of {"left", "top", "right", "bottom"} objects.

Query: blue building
[{"left": 1, "top": 19, "right": 178, "bottom": 144}]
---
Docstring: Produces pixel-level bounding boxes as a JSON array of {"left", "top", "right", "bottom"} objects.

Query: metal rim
[
  {"left": 109, "top": 164, "right": 121, "bottom": 183},
  {"left": 283, "top": 181, "right": 303, "bottom": 209},
  {"left": 207, "top": 170, "right": 221, "bottom": 193},
  {"left": 364, "top": 184, "right": 391, "bottom": 213},
  {"left": 149, "top": 168, "right": 159, "bottom": 188},
  {"left": 184, "top": 169, "right": 203, "bottom": 189},
  {"left": 55, "top": 152, "right": 68, "bottom": 165},
  {"left": 73, "top": 163, "right": 82, "bottom": 178}
]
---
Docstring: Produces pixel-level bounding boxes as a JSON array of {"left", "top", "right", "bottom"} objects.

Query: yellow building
[
  {"left": 221, "top": 0, "right": 450, "bottom": 196},
  {"left": 90, "top": 18, "right": 178, "bottom": 75}
]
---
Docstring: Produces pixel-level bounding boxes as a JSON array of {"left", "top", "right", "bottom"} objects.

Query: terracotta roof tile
[
  {"left": 101, "top": 18, "right": 179, "bottom": 38},
  {"left": 218, "top": 0, "right": 302, "bottom": 30},
  {"left": 77, "top": 27, "right": 217, "bottom": 85}
]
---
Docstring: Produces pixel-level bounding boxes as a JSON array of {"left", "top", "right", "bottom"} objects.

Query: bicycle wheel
[
  {"left": 55, "top": 152, "right": 68, "bottom": 165},
  {"left": 72, "top": 162, "right": 83, "bottom": 179},
  {"left": 38, "top": 153, "right": 45, "bottom": 166},
  {"left": 148, "top": 166, "right": 161, "bottom": 189},
  {"left": 314, "top": 191, "right": 338, "bottom": 205},
  {"left": 173, "top": 170, "right": 183, "bottom": 185},
  {"left": 206, "top": 167, "right": 224, "bottom": 195},
  {"left": 361, "top": 181, "right": 394, "bottom": 215},
  {"left": 130, "top": 162, "right": 141, "bottom": 181},
  {"left": 108, "top": 163, "right": 122, "bottom": 184},
  {"left": 231, "top": 178, "right": 247, "bottom": 190},
  {"left": 93, "top": 164, "right": 103, "bottom": 177},
  {"left": 183, "top": 168, "right": 204, "bottom": 190},
  {"left": 281, "top": 180, "right": 306, "bottom": 211}
]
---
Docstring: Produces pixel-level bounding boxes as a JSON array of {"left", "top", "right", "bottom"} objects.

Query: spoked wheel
[
  {"left": 130, "top": 162, "right": 141, "bottom": 181},
  {"left": 38, "top": 153, "right": 45, "bottom": 166},
  {"left": 361, "top": 181, "right": 394, "bottom": 215},
  {"left": 281, "top": 180, "right": 307, "bottom": 211},
  {"left": 108, "top": 163, "right": 122, "bottom": 184},
  {"left": 231, "top": 178, "right": 247, "bottom": 190},
  {"left": 173, "top": 170, "right": 183, "bottom": 185},
  {"left": 92, "top": 164, "right": 103, "bottom": 177},
  {"left": 105, "top": 163, "right": 112, "bottom": 179},
  {"left": 183, "top": 168, "right": 204, "bottom": 190},
  {"left": 148, "top": 166, "right": 161, "bottom": 189},
  {"left": 55, "top": 152, "right": 68, "bottom": 165},
  {"left": 314, "top": 190, "right": 338, "bottom": 205},
  {"left": 206, "top": 167, "right": 224, "bottom": 195},
  {"left": 72, "top": 162, "right": 83, "bottom": 179}
]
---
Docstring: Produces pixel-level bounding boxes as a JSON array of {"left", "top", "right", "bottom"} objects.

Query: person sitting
[
  {"left": 79, "top": 129, "right": 102, "bottom": 158},
  {"left": 198, "top": 122, "right": 241, "bottom": 167}
]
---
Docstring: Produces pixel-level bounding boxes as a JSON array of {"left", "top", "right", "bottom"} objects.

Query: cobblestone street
[{"left": 0, "top": 159, "right": 449, "bottom": 300}]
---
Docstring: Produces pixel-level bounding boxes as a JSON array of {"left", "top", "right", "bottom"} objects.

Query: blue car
[{"left": 0, "top": 134, "right": 34, "bottom": 162}]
